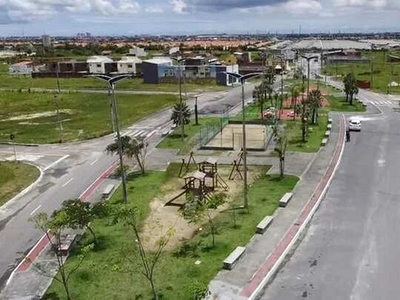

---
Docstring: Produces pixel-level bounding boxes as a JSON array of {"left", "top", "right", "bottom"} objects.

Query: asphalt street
[
  {"left": 260, "top": 66, "right": 400, "bottom": 298},
  {"left": 0, "top": 79, "right": 277, "bottom": 291}
]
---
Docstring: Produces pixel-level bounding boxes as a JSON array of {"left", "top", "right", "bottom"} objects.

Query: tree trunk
[
  {"left": 293, "top": 97, "right": 297, "bottom": 121},
  {"left": 209, "top": 217, "right": 216, "bottom": 248},
  {"left": 136, "top": 154, "right": 145, "bottom": 174},
  {"left": 149, "top": 277, "right": 158, "bottom": 300},
  {"left": 87, "top": 225, "right": 97, "bottom": 245},
  {"left": 60, "top": 270, "right": 71, "bottom": 300},
  {"left": 260, "top": 103, "right": 264, "bottom": 119},
  {"left": 346, "top": 93, "right": 349, "bottom": 102},
  {"left": 280, "top": 157, "right": 284, "bottom": 178},
  {"left": 349, "top": 93, "right": 353, "bottom": 106}
]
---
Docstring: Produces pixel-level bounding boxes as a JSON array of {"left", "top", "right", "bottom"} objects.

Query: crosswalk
[
  {"left": 368, "top": 100, "right": 399, "bottom": 107},
  {"left": 121, "top": 128, "right": 157, "bottom": 139}
]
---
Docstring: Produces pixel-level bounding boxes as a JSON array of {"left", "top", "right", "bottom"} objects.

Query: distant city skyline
[{"left": 0, "top": 0, "right": 399, "bottom": 37}]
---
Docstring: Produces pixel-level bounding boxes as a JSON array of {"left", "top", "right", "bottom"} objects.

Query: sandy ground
[
  {"left": 141, "top": 164, "right": 263, "bottom": 251},
  {"left": 2, "top": 109, "right": 74, "bottom": 121}
]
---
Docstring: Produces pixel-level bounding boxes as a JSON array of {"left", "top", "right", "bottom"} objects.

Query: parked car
[
  {"left": 287, "top": 111, "right": 295, "bottom": 117},
  {"left": 349, "top": 118, "right": 362, "bottom": 131}
]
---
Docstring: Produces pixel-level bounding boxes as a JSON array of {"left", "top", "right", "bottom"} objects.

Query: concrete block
[
  {"left": 223, "top": 246, "right": 246, "bottom": 270},
  {"left": 328, "top": 118, "right": 333, "bottom": 124},
  {"left": 327, "top": 124, "right": 332, "bottom": 130},
  {"left": 256, "top": 216, "right": 274, "bottom": 234},
  {"left": 279, "top": 192, "right": 293, "bottom": 208},
  {"left": 321, "top": 138, "right": 328, "bottom": 146},
  {"left": 325, "top": 130, "right": 331, "bottom": 137}
]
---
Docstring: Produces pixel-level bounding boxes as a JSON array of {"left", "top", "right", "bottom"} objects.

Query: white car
[{"left": 349, "top": 118, "right": 362, "bottom": 131}]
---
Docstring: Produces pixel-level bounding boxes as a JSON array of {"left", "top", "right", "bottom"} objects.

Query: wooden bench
[
  {"left": 256, "top": 216, "right": 274, "bottom": 234},
  {"left": 102, "top": 184, "right": 115, "bottom": 199},
  {"left": 223, "top": 246, "right": 246, "bottom": 270},
  {"left": 321, "top": 138, "right": 328, "bottom": 146},
  {"left": 279, "top": 192, "right": 293, "bottom": 208},
  {"left": 325, "top": 130, "right": 331, "bottom": 137},
  {"left": 327, "top": 124, "right": 332, "bottom": 130}
]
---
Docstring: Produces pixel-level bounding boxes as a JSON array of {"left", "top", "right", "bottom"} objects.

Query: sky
[{"left": 0, "top": 0, "right": 399, "bottom": 36}]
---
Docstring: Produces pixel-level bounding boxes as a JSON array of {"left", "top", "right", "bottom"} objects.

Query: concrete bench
[
  {"left": 102, "top": 184, "right": 115, "bottom": 199},
  {"left": 325, "top": 130, "right": 331, "bottom": 137},
  {"left": 256, "top": 216, "right": 274, "bottom": 234},
  {"left": 328, "top": 118, "right": 332, "bottom": 124},
  {"left": 223, "top": 246, "right": 246, "bottom": 270},
  {"left": 56, "top": 234, "right": 77, "bottom": 256},
  {"left": 321, "top": 138, "right": 328, "bottom": 146},
  {"left": 327, "top": 124, "right": 332, "bottom": 130},
  {"left": 279, "top": 192, "right": 293, "bottom": 208}
]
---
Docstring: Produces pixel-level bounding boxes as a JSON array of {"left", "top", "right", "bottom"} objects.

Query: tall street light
[
  {"left": 93, "top": 74, "right": 132, "bottom": 204},
  {"left": 225, "top": 72, "right": 261, "bottom": 209},
  {"left": 172, "top": 57, "right": 186, "bottom": 141},
  {"left": 301, "top": 55, "right": 319, "bottom": 99}
]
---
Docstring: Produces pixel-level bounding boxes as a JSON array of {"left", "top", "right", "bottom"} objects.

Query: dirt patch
[
  {"left": 141, "top": 165, "right": 263, "bottom": 251},
  {"left": 2, "top": 109, "right": 74, "bottom": 122}
]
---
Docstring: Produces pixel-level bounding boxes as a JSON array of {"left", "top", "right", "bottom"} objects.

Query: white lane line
[
  {"left": 146, "top": 130, "right": 157, "bottom": 138},
  {"left": 30, "top": 204, "right": 42, "bottom": 216},
  {"left": 62, "top": 178, "right": 74, "bottom": 187},
  {"left": 90, "top": 158, "right": 99, "bottom": 166},
  {"left": 43, "top": 155, "right": 69, "bottom": 171},
  {"left": 134, "top": 130, "right": 145, "bottom": 137}
]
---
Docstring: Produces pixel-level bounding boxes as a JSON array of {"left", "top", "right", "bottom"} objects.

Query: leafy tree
[
  {"left": 171, "top": 102, "right": 191, "bottom": 137},
  {"left": 307, "top": 89, "right": 323, "bottom": 124},
  {"left": 182, "top": 193, "right": 227, "bottom": 248},
  {"left": 113, "top": 205, "right": 173, "bottom": 300},
  {"left": 30, "top": 212, "right": 93, "bottom": 300},
  {"left": 59, "top": 199, "right": 107, "bottom": 245},
  {"left": 300, "top": 81, "right": 308, "bottom": 142},
  {"left": 274, "top": 127, "right": 288, "bottom": 178},
  {"left": 106, "top": 135, "right": 148, "bottom": 174},
  {"left": 253, "top": 85, "right": 266, "bottom": 119},
  {"left": 291, "top": 87, "right": 299, "bottom": 120}
]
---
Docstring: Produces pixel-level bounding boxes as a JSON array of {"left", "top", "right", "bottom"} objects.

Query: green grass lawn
[
  {"left": 328, "top": 95, "right": 366, "bottom": 112},
  {"left": 0, "top": 64, "right": 227, "bottom": 93},
  {"left": 0, "top": 162, "right": 40, "bottom": 206},
  {"left": 45, "top": 164, "right": 298, "bottom": 300},
  {"left": 324, "top": 50, "right": 400, "bottom": 94},
  {"left": 0, "top": 90, "right": 177, "bottom": 144},
  {"left": 157, "top": 117, "right": 222, "bottom": 154}
]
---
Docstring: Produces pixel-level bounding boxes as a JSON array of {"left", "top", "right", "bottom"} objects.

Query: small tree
[
  {"left": 274, "top": 127, "right": 288, "bottom": 178},
  {"left": 113, "top": 205, "right": 173, "bottom": 300},
  {"left": 30, "top": 212, "right": 93, "bottom": 300},
  {"left": 171, "top": 101, "right": 191, "bottom": 136},
  {"left": 59, "top": 199, "right": 107, "bottom": 245},
  {"left": 308, "top": 89, "right": 323, "bottom": 124},
  {"left": 182, "top": 193, "right": 227, "bottom": 248},
  {"left": 300, "top": 82, "right": 308, "bottom": 142},
  {"left": 106, "top": 135, "right": 148, "bottom": 174}
]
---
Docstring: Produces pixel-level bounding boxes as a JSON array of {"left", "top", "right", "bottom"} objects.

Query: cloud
[
  {"left": 282, "top": 0, "right": 322, "bottom": 14},
  {"left": 333, "top": 0, "right": 399, "bottom": 9},
  {"left": 0, "top": 0, "right": 140, "bottom": 24},
  {"left": 145, "top": 6, "right": 164, "bottom": 13},
  {"left": 182, "top": 0, "right": 289, "bottom": 12},
  {"left": 170, "top": 0, "right": 187, "bottom": 13}
]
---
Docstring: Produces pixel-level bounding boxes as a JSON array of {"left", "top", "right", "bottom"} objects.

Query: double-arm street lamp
[
  {"left": 225, "top": 72, "right": 261, "bottom": 209},
  {"left": 172, "top": 57, "right": 186, "bottom": 141},
  {"left": 93, "top": 74, "right": 132, "bottom": 204},
  {"left": 301, "top": 55, "right": 319, "bottom": 98}
]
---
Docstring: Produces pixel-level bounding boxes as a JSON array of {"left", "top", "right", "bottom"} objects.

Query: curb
[
  {"left": 0, "top": 142, "right": 39, "bottom": 147},
  {"left": 240, "top": 114, "right": 346, "bottom": 299}
]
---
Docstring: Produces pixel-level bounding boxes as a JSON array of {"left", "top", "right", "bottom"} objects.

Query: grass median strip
[
  {"left": 46, "top": 164, "right": 298, "bottom": 300},
  {"left": 0, "top": 162, "right": 40, "bottom": 207},
  {"left": 0, "top": 91, "right": 177, "bottom": 144}
]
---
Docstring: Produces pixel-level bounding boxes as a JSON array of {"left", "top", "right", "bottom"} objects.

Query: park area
[
  {"left": 323, "top": 50, "right": 400, "bottom": 94},
  {"left": 0, "top": 90, "right": 178, "bottom": 143},
  {"left": 0, "top": 63, "right": 227, "bottom": 93},
  {"left": 45, "top": 162, "right": 298, "bottom": 300},
  {"left": 0, "top": 161, "right": 39, "bottom": 206}
]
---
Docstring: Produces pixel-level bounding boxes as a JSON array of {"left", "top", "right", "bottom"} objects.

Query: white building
[
  {"left": 87, "top": 56, "right": 113, "bottom": 74},
  {"left": 128, "top": 47, "right": 147, "bottom": 57},
  {"left": 42, "top": 35, "right": 52, "bottom": 47},
  {"left": 117, "top": 56, "right": 142, "bottom": 74},
  {"left": 9, "top": 61, "right": 34, "bottom": 75}
]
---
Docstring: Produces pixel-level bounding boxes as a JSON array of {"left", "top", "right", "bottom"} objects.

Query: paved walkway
[{"left": 207, "top": 113, "right": 345, "bottom": 300}]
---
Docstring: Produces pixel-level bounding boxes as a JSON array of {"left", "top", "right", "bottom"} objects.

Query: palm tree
[
  {"left": 348, "top": 73, "right": 359, "bottom": 105},
  {"left": 343, "top": 73, "right": 352, "bottom": 102},
  {"left": 171, "top": 102, "right": 191, "bottom": 137},
  {"left": 291, "top": 87, "right": 299, "bottom": 120},
  {"left": 308, "top": 89, "right": 323, "bottom": 124},
  {"left": 106, "top": 136, "right": 147, "bottom": 174}
]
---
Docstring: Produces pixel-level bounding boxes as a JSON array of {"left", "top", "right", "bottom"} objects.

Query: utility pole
[
  {"left": 55, "top": 64, "right": 64, "bottom": 143},
  {"left": 388, "top": 64, "right": 394, "bottom": 94},
  {"left": 108, "top": 88, "right": 115, "bottom": 132},
  {"left": 370, "top": 62, "right": 374, "bottom": 89},
  {"left": 178, "top": 62, "right": 184, "bottom": 141},
  {"left": 194, "top": 96, "right": 199, "bottom": 125}
]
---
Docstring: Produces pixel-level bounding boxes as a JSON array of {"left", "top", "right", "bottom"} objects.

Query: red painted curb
[
  {"left": 240, "top": 115, "right": 345, "bottom": 298},
  {"left": 15, "top": 160, "right": 119, "bottom": 273}
]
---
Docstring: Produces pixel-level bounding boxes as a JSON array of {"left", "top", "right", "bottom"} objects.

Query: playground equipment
[
  {"left": 178, "top": 152, "right": 198, "bottom": 177},
  {"left": 229, "top": 151, "right": 244, "bottom": 180},
  {"left": 198, "top": 158, "right": 228, "bottom": 191}
]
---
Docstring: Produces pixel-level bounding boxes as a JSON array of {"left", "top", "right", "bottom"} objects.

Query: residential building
[
  {"left": 87, "top": 55, "right": 114, "bottom": 74},
  {"left": 129, "top": 47, "right": 147, "bottom": 57},
  {"left": 42, "top": 35, "right": 52, "bottom": 47},
  {"left": 117, "top": 56, "right": 142, "bottom": 75},
  {"left": 142, "top": 57, "right": 173, "bottom": 84},
  {"left": 9, "top": 61, "right": 34, "bottom": 75}
]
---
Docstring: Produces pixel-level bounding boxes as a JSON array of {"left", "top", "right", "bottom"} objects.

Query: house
[
  {"left": 117, "top": 56, "right": 142, "bottom": 75},
  {"left": 9, "top": 61, "right": 34, "bottom": 75},
  {"left": 57, "top": 60, "right": 88, "bottom": 74},
  {"left": 87, "top": 56, "right": 114, "bottom": 74},
  {"left": 129, "top": 47, "right": 147, "bottom": 57},
  {"left": 142, "top": 57, "right": 174, "bottom": 84}
]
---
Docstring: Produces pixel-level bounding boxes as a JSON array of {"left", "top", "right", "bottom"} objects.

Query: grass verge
[
  {"left": 328, "top": 96, "right": 366, "bottom": 112},
  {"left": 0, "top": 162, "right": 40, "bottom": 206},
  {"left": 0, "top": 91, "right": 177, "bottom": 144},
  {"left": 45, "top": 165, "right": 298, "bottom": 300}
]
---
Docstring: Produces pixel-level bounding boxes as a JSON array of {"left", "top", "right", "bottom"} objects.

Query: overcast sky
[{"left": 0, "top": 0, "right": 399, "bottom": 36}]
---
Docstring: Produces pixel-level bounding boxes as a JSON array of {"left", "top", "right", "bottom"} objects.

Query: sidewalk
[{"left": 207, "top": 113, "right": 345, "bottom": 300}]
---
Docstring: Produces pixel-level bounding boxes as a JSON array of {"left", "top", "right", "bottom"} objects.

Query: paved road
[
  {"left": 0, "top": 79, "right": 271, "bottom": 291},
  {"left": 259, "top": 83, "right": 400, "bottom": 299}
]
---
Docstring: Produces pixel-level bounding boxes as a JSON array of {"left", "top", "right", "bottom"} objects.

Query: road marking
[
  {"left": 43, "top": 155, "right": 69, "bottom": 171},
  {"left": 147, "top": 130, "right": 157, "bottom": 138},
  {"left": 90, "top": 158, "right": 99, "bottom": 165},
  {"left": 30, "top": 205, "right": 42, "bottom": 216},
  {"left": 62, "top": 178, "right": 74, "bottom": 187}
]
